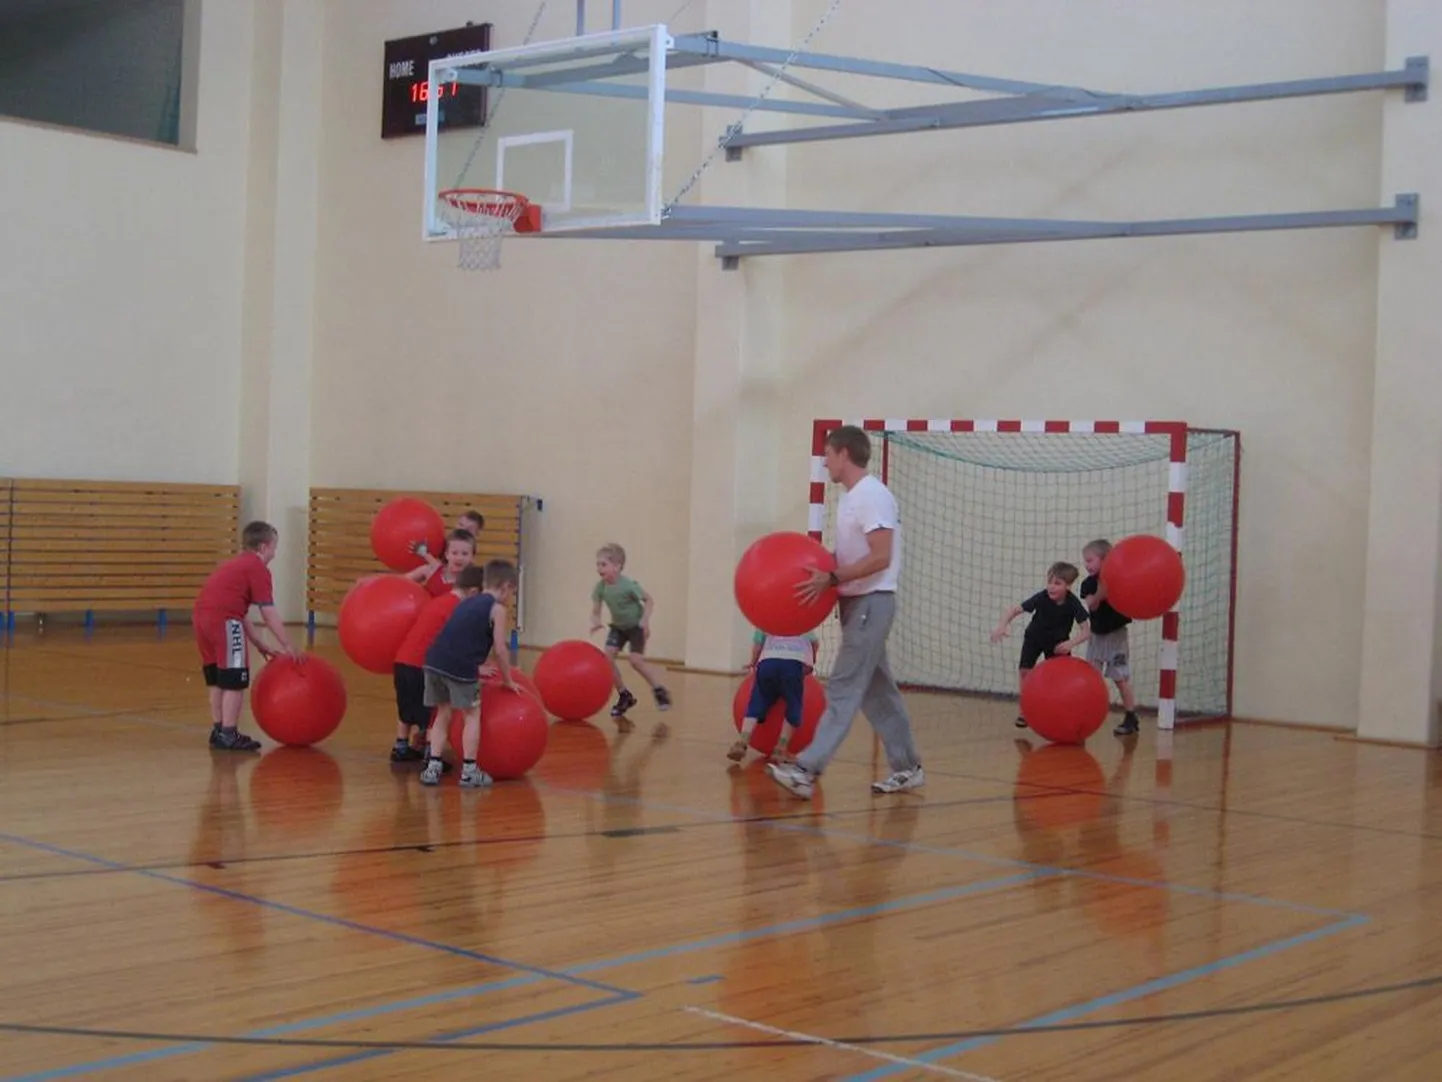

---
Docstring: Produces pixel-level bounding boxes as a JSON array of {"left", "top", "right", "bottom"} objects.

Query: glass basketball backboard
[{"left": 423, "top": 23, "right": 671, "bottom": 239}]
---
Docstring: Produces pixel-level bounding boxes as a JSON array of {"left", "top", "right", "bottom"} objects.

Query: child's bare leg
[
  {"left": 1117, "top": 677, "right": 1137, "bottom": 712},
  {"left": 208, "top": 686, "right": 224, "bottom": 726},
  {"left": 1111, "top": 676, "right": 1141, "bottom": 735},
  {"left": 460, "top": 708, "right": 481, "bottom": 761},
  {"left": 772, "top": 722, "right": 796, "bottom": 761},
  {"left": 428, "top": 706, "right": 453, "bottom": 759},
  {"left": 1015, "top": 668, "right": 1031, "bottom": 728},
  {"left": 628, "top": 653, "right": 666, "bottom": 689},
  {"left": 606, "top": 646, "right": 637, "bottom": 728},
  {"left": 220, "top": 689, "right": 245, "bottom": 730},
  {"left": 729, "top": 717, "right": 757, "bottom": 761},
  {"left": 605, "top": 647, "right": 626, "bottom": 692},
  {"left": 629, "top": 653, "right": 672, "bottom": 715}
]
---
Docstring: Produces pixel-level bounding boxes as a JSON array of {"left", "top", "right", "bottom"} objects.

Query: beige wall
[{"left": 0, "top": 0, "right": 258, "bottom": 483}]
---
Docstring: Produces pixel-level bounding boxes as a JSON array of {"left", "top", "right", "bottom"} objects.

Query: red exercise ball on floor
[
  {"left": 370, "top": 497, "right": 445, "bottom": 572},
  {"left": 1020, "top": 657, "right": 1111, "bottom": 745},
  {"left": 734, "top": 532, "right": 838, "bottom": 637},
  {"left": 338, "top": 575, "right": 428, "bottom": 674},
  {"left": 730, "top": 672, "right": 827, "bottom": 756},
  {"left": 251, "top": 655, "right": 348, "bottom": 747},
  {"left": 484, "top": 667, "right": 542, "bottom": 705},
  {"left": 446, "top": 685, "right": 550, "bottom": 780},
  {"left": 1099, "top": 534, "right": 1185, "bottom": 621},
  {"left": 533, "top": 639, "right": 614, "bottom": 720}
]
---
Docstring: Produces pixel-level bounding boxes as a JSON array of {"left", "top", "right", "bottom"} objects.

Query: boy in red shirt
[
  {"left": 193, "top": 521, "right": 297, "bottom": 751},
  {"left": 389, "top": 566, "right": 478, "bottom": 762},
  {"left": 405, "top": 529, "right": 478, "bottom": 598}
]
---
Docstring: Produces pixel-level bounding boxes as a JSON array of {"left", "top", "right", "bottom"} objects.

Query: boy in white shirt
[
  {"left": 768, "top": 425, "right": 924, "bottom": 799},
  {"left": 729, "top": 629, "right": 818, "bottom": 763}
]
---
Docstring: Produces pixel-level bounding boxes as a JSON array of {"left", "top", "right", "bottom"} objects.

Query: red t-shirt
[
  {"left": 395, "top": 592, "right": 461, "bottom": 668},
  {"left": 195, "top": 552, "right": 274, "bottom": 621},
  {"left": 424, "top": 566, "right": 454, "bottom": 598}
]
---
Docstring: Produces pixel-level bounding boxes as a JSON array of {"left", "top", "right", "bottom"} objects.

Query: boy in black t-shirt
[
  {"left": 1080, "top": 539, "right": 1141, "bottom": 736},
  {"left": 419, "top": 561, "right": 520, "bottom": 788},
  {"left": 992, "top": 561, "right": 1089, "bottom": 730}
]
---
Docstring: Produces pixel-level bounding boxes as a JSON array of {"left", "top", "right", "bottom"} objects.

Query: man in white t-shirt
[{"left": 768, "top": 425, "right": 923, "bottom": 799}]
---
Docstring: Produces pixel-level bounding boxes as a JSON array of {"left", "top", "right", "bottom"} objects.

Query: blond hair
[{"left": 596, "top": 543, "right": 626, "bottom": 568}]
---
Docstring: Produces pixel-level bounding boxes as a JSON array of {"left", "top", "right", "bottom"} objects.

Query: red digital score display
[
  {"left": 381, "top": 23, "right": 492, "bottom": 139},
  {"left": 408, "top": 80, "right": 461, "bottom": 104}
]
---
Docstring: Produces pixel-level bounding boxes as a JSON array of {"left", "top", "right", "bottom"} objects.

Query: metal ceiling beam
[
  {"left": 453, "top": 66, "right": 874, "bottom": 120},
  {"left": 727, "top": 57, "right": 1430, "bottom": 150},
  {"left": 735, "top": 60, "right": 886, "bottom": 119},
  {"left": 669, "top": 33, "right": 1109, "bottom": 101},
  {"left": 663, "top": 203, "right": 1100, "bottom": 234},
  {"left": 711, "top": 195, "right": 1419, "bottom": 261}
]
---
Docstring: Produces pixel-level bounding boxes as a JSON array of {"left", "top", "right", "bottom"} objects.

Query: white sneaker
[
  {"left": 459, "top": 764, "right": 493, "bottom": 788},
  {"left": 767, "top": 761, "right": 816, "bottom": 799},
  {"left": 419, "top": 759, "right": 443, "bottom": 786},
  {"left": 871, "top": 766, "right": 924, "bottom": 794}
]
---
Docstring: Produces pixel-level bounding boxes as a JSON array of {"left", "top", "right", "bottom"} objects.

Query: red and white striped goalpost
[{"left": 809, "top": 418, "right": 1191, "bottom": 730}]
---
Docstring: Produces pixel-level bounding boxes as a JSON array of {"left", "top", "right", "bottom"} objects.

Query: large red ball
[
  {"left": 370, "top": 497, "right": 445, "bottom": 572},
  {"left": 731, "top": 672, "right": 827, "bottom": 756},
  {"left": 533, "top": 640, "right": 614, "bottom": 720},
  {"left": 734, "top": 532, "right": 838, "bottom": 637},
  {"left": 484, "top": 667, "right": 542, "bottom": 705},
  {"left": 251, "top": 655, "right": 348, "bottom": 747},
  {"left": 1019, "top": 657, "right": 1111, "bottom": 745},
  {"left": 338, "top": 575, "right": 428, "bottom": 674},
  {"left": 1099, "top": 534, "right": 1185, "bottom": 621},
  {"left": 446, "top": 685, "right": 550, "bottom": 780}
]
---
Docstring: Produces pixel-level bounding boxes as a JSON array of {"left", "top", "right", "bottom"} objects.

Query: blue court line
[
  {"left": 10, "top": 869, "right": 1040, "bottom": 1081},
  {"left": 687, "top": 975, "right": 724, "bottom": 985},
  {"left": 196, "top": 872, "right": 1047, "bottom": 1081},
  {"left": 839, "top": 913, "right": 1371, "bottom": 1081},
  {"left": 533, "top": 781, "right": 1361, "bottom": 920},
  {"left": 0, "top": 831, "right": 630, "bottom": 1000},
  {"left": 232, "top": 994, "right": 636, "bottom": 1082}
]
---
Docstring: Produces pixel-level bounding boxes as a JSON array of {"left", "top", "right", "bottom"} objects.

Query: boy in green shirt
[{"left": 590, "top": 542, "right": 672, "bottom": 728}]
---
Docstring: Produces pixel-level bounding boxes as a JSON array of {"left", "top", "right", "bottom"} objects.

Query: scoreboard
[{"left": 381, "top": 23, "right": 493, "bottom": 139}]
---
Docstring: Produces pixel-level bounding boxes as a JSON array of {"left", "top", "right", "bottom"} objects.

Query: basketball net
[{"left": 437, "top": 189, "right": 530, "bottom": 271}]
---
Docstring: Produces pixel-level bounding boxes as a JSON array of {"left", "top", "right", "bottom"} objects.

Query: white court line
[{"left": 683, "top": 1006, "right": 1002, "bottom": 1082}]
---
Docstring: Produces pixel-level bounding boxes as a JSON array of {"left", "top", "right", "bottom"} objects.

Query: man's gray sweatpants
[{"left": 796, "top": 592, "right": 921, "bottom": 776}]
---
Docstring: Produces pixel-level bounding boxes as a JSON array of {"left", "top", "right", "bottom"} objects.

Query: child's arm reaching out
[{"left": 991, "top": 604, "right": 1024, "bottom": 643}]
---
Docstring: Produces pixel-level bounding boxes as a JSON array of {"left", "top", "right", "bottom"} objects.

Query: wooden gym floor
[{"left": 2, "top": 626, "right": 1442, "bottom": 1081}]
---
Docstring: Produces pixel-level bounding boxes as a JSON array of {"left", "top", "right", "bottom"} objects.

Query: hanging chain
[
  {"left": 665, "top": 0, "right": 844, "bottom": 210},
  {"left": 451, "top": 0, "right": 551, "bottom": 189}
]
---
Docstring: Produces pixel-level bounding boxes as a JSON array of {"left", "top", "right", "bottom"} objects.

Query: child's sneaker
[
  {"left": 459, "top": 764, "right": 493, "bottom": 788},
  {"left": 726, "top": 738, "right": 749, "bottom": 762},
  {"left": 1113, "top": 712, "right": 1140, "bottom": 736},
  {"left": 611, "top": 689, "right": 638, "bottom": 717},
  {"left": 210, "top": 726, "right": 261, "bottom": 752},
  {"left": 767, "top": 760, "right": 816, "bottom": 799},
  {"left": 1015, "top": 716, "right": 1029, "bottom": 729},
  {"left": 390, "top": 742, "right": 424, "bottom": 763},
  {"left": 871, "top": 765, "right": 925, "bottom": 794},
  {"left": 653, "top": 687, "right": 672, "bottom": 711},
  {"left": 419, "top": 758, "right": 444, "bottom": 786}
]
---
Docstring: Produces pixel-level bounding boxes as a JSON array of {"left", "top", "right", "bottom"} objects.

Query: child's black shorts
[{"left": 393, "top": 663, "right": 431, "bottom": 728}]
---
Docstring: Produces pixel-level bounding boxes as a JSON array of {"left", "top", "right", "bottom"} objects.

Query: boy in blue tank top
[{"left": 420, "top": 560, "right": 520, "bottom": 788}]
